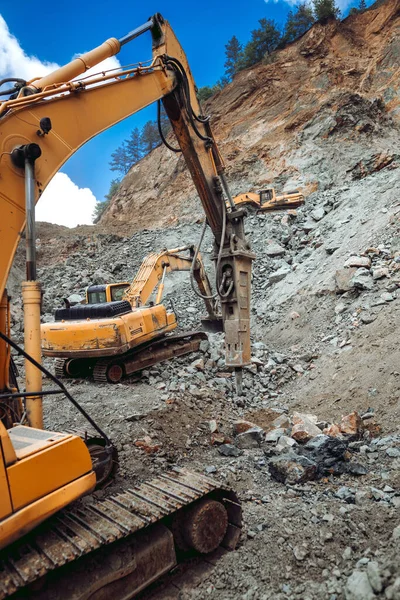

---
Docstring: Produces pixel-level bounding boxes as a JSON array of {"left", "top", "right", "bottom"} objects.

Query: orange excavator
[
  {"left": 41, "top": 246, "right": 221, "bottom": 383},
  {"left": 0, "top": 11, "right": 300, "bottom": 598},
  {"left": 233, "top": 188, "right": 304, "bottom": 212},
  {"left": 0, "top": 13, "right": 251, "bottom": 599}
]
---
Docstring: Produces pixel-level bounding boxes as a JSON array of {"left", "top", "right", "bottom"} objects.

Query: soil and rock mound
[{"left": 6, "top": 0, "right": 400, "bottom": 598}]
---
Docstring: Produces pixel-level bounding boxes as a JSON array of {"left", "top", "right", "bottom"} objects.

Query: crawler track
[{"left": 0, "top": 468, "right": 241, "bottom": 599}]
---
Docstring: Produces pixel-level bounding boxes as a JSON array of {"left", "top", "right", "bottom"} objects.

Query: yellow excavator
[
  {"left": 41, "top": 246, "right": 220, "bottom": 383},
  {"left": 0, "top": 12, "right": 299, "bottom": 599},
  {"left": 0, "top": 13, "right": 252, "bottom": 599},
  {"left": 233, "top": 188, "right": 304, "bottom": 212}
]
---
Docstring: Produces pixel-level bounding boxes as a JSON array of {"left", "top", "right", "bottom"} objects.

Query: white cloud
[
  {"left": 0, "top": 15, "right": 59, "bottom": 81},
  {"left": 0, "top": 14, "right": 121, "bottom": 83},
  {"left": 36, "top": 173, "right": 98, "bottom": 228},
  {"left": 0, "top": 14, "right": 121, "bottom": 227}
]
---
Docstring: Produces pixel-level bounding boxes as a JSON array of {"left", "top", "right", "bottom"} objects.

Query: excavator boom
[
  {"left": 233, "top": 189, "right": 305, "bottom": 212},
  {"left": 0, "top": 13, "right": 253, "bottom": 374},
  {"left": 0, "top": 14, "right": 247, "bottom": 598}
]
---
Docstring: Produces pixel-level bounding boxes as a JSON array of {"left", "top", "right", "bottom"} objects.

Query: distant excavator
[
  {"left": 41, "top": 246, "right": 220, "bottom": 383},
  {"left": 233, "top": 188, "right": 304, "bottom": 212}
]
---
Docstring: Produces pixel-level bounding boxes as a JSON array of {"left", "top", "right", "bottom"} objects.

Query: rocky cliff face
[
  {"left": 99, "top": 0, "right": 400, "bottom": 234},
  {"left": 7, "top": 4, "right": 400, "bottom": 595}
]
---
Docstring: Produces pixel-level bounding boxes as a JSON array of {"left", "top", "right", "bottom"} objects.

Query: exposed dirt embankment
[{"left": 98, "top": 0, "right": 400, "bottom": 234}]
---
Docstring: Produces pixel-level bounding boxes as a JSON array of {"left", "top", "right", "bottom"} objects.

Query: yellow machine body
[
  {"left": 41, "top": 304, "right": 177, "bottom": 357},
  {"left": 0, "top": 421, "right": 95, "bottom": 549},
  {"left": 233, "top": 188, "right": 304, "bottom": 212},
  {"left": 0, "top": 14, "right": 252, "bottom": 595}
]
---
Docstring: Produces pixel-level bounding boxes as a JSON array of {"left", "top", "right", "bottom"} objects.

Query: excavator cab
[{"left": 86, "top": 282, "right": 130, "bottom": 304}]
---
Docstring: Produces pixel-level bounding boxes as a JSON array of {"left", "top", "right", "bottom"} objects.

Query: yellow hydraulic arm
[
  {"left": 124, "top": 245, "right": 219, "bottom": 319},
  {"left": 0, "top": 13, "right": 253, "bottom": 418}
]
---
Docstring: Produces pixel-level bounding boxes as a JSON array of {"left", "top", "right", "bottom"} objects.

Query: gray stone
[
  {"left": 392, "top": 525, "right": 400, "bottom": 541},
  {"left": 351, "top": 268, "right": 373, "bottom": 291},
  {"left": 360, "top": 313, "right": 376, "bottom": 324},
  {"left": 345, "top": 256, "right": 371, "bottom": 268},
  {"left": 336, "top": 486, "right": 355, "bottom": 502},
  {"left": 191, "top": 358, "right": 205, "bottom": 371},
  {"left": 355, "top": 490, "right": 372, "bottom": 505},
  {"left": 67, "top": 293, "right": 84, "bottom": 305},
  {"left": 205, "top": 466, "right": 217, "bottom": 474},
  {"left": 372, "top": 266, "right": 389, "bottom": 280},
  {"left": 269, "top": 265, "right": 291, "bottom": 284},
  {"left": 371, "top": 487, "right": 387, "bottom": 501},
  {"left": 293, "top": 545, "right": 309, "bottom": 560},
  {"left": 311, "top": 207, "right": 325, "bottom": 221},
  {"left": 302, "top": 221, "right": 315, "bottom": 233},
  {"left": 335, "top": 268, "right": 357, "bottom": 293},
  {"left": 335, "top": 302, "right": 347, "bottom": 314},
  {"left": 268, "top": 453, "right": 317, "bottom": 484},
  {"left": 265, "top": 242, "right": 286, "bottom": 257},
  {"left": 199, "top": 339, "right": 210, "bottom": 353},
  {"left": 345, "top": 570, "right": 376, "bottom": 600},
  {"left": 236, "top": 426, "right": 265, "bottom": 449},
  {"left": 265, "top": 428, "right": 286, "bottom": 442},
  {"left": 325, "top": 242, "right": 340, "bottom": 254},
  {"left": 367, "top": 561, "right": 383, "bottom": 593},
  {"left": 386, "top": 447, "right": 400, "bottom": 458},
  {"left": 381, "top": 292, "right": 394, "bottom": 302},
  {"left": 218, "top": 444, "right": 243, "bottom": 457},
  {"left": 275, "top": 435, "right": 297, "bottom": 453}
]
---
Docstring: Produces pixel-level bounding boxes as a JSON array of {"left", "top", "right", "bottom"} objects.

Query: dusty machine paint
[
  {"left": 0, "top": 12, "right": 265, "bottom": 596},
  {"left": 41, "top": 248, "right": 213, "bottom": 379}
]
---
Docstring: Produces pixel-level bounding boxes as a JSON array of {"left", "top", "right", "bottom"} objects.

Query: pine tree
[
  {"left": 92, "top": 179, "right": 120, "bottom": 223},
  {"left": 140, "top": 121, "right": 160, "bottom": 155},
  {"left": 109, "top": 142, "right": 131, "bottom": 176},
  {"left": 313, "top": 0, "right": 340, "bottom": 23},
  {"left": 197, "top": 86, "right": 215, "bottom": 102},
  {"left": 240, "top": 19, "right": 281, "bottom": 68},
  {"left": 283, "top": 4, "right": 315, "bottom": 44},
  {"left": 224, "top": 36, "right": 243, "bottom": 81},
  {"left": 359, "top": 0, "right": 367, "bottom": 11},
  {"left": 126, "top": 127, "right": 142, "bottom": 166},
  {"left": 105, "top": 179, "right": 120, "bottom": 201}
]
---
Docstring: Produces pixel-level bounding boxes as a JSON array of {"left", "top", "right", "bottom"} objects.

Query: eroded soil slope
[{"left": 99, "top": 0, "right": 400, "bottom": 234}]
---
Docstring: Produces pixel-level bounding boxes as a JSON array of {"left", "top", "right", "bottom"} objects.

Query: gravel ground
[{"left": 7, "top": 52, "right": 400, "bottom": 598}]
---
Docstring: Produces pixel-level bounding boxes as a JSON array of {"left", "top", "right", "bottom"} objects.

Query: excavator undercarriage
[
  {"left": 0, "top": 468, "right": 242, "bottom": 600},
  {"left": 53, "top": 330, "right": 208, "bottom": 383}
]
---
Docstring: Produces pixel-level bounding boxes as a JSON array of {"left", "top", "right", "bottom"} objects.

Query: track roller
[
  {"left": 54, "top": 358, "right": 88, "bottom": 379},
  {"left": 172, "top": 497, "right": 228, "bottom": 554},
  {"left": 93, "top": 359, "right": 125, "bottom": 384}
]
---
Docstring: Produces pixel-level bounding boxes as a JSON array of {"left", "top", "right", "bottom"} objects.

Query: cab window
[
  {"left": 111, "top": 285, "right": 129, "bottom": 302},
  {"left": 87, "top": 291, "right": 107, "bottom": 304}
]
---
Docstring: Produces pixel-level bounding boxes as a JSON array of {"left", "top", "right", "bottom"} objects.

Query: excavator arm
[
  {"left": 124, "top": 245, "right": 219, "bottom": 319},
  {"left": 0, "top": 14, "right": 253, "bottom": 400}
]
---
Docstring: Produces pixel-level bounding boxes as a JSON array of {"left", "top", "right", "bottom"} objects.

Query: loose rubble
[{"left": 6, "top": 2, "right": 400, "bottom": 597}]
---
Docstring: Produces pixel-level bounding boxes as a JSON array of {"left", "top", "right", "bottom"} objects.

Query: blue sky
[{"left": 1, "top": 0, "right": 364, "bottom": 224}]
